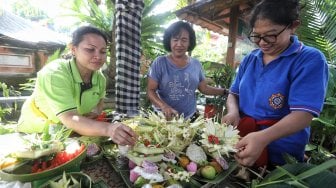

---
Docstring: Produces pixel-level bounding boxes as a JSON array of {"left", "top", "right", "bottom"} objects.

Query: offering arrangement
[{"left": 116, "top": 111, "right": 240, "bottom": 187}]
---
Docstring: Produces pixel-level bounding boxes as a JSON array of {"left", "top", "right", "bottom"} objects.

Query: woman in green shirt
[{"left": 18, "top": 26, "right": 136, "bottom": 146}]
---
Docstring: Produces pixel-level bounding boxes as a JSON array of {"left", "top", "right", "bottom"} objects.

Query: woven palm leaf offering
[
  {"left": 190, "top": 118, "right": 240, "bottom": 181},
  {"left": 120, "top": 111, "right": 241, "bottom": 187},
  {"left": 0, "top": 125, "right": 87, "bottom": 183},
  {"left": 122, "top": 111, "right": 204, "bottom": 165},
  {"left": 120, "top": 111, "right": 204, "bottom": 186}
]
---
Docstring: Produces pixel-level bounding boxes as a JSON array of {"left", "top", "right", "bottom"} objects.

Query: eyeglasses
[{"left": 248, "top": 25, "right": 290, "bottom": 44}]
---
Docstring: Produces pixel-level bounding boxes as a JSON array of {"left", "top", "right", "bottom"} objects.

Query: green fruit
[
  {"left": 201, "top": 165, "right": 216, "bottom": 179},
  {"left": 134, "top": 176, "right": 148, "bottom": 188}
]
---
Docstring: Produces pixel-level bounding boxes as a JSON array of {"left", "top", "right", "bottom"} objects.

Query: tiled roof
[
  {"left": 0, "top": 9, "right": 67, "bottom": 49},
  {"left": 175, "top": 0, "right": 260, "bottom": 35}
]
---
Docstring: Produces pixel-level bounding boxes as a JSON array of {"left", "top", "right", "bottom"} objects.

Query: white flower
[{"left": 200, "top": 119, "right": 240, "bottom": 156}]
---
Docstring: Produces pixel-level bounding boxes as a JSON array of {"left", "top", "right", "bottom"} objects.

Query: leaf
[
  {"left": 276, "top": 166, "right": 309, "bottom": 188},
  {"left": 296, "top": 159, "right": 336, "bottom": 179},
  {"left": 256, "top": 160, "right": 336, "bottom": 188},
  {"left": 305, "top": 144, "right": 317, "bottom": 151}
]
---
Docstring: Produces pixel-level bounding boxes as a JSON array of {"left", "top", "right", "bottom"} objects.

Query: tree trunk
[{"left": 105, "top": 13, "right": 117, "bottom": 97}]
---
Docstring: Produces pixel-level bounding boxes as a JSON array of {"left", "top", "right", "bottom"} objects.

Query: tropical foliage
[
  {"left": 141, "top": 0, "right": 175, "bottom": 60},
  {"left": 193, "top": 30, "right": 228, "bottom": 63},
  {"left": 65, "top": 0, "right": 174, "bottom": 91},
  {"left": 298, "top": 0, "right": 336, "bottom": 64},
  {"left": 11, "top": 0, "right": 48, "bottom": 21},
  {"left": 297, "top": 0, "right": 336, "bottom": 162},
  {"left": 252, "top": 159, "right": 336, "bottom": 188},
  {"left": 66, "top": 0, "right": 174, "bottom": 59},
  {"left": 66, "top": 0, "right": 114, "bottom": 38}
]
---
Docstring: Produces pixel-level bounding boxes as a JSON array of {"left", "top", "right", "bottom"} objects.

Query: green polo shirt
[{"left": 18, "top": 59, "right": 106, "bottom": 133}]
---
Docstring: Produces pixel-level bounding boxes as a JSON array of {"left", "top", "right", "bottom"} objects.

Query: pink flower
[
  {"left": 129, "top": 169, "right": 140, "bottom": 183},
  {"left": 186, "top": 162, "right": 197, "bottom": 173}
]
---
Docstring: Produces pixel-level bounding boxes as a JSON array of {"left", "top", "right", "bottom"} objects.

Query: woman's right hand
[
  {"left": 107, "top": 122, "right": 137, "bottom": 146},
  {"left": 221, "top": 112, "right": 240, "bottom": 127},
  {"left": 161, "top": 106, "right": 179, "bottom": 121}
]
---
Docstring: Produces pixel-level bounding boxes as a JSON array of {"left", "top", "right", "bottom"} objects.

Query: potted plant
[{"left": 202, "top": 62, "right": 235, "bottom": 119}]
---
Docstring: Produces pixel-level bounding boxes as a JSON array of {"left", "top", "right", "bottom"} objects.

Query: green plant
[
  {"left": 202, "top": 61, "right": 235, "bottom": 89},
  {"left": 294, "top": 0, "right": 336, "bottom": 171},
  {"left": 202, "top": 62, "right": 235, "bottom": 103},
  {"left": 0, "top": 106, "right": 12, "bottom": 123},
  {"left": 141, "top": 0, "right": 175, "bottom": 60},
  {"left": 251, "top": 159, "right": 336, "bottom": 188},
  {"left": 42, "top": 171, "right": 92, "bottom": 188},
  {"left": 66, "top": 0, "right": 174, "bottom": 93},
  {"left": 297, "top": 0, "right": 336, "bottom": 65},
  {"left": 200, "top": 62, "right": 235, "bottom": 121},
  {"left": 193, "top": 30, "right": 228, "bottom": 63},
  {"left": 0, "top": 82, "right": 21, "bottom": 122},
  {"left": 305, "top": 144, "right": 335, "bottom": 165},
  {"left": 310, "top": 66, "right": 336, "bottom": 155}
]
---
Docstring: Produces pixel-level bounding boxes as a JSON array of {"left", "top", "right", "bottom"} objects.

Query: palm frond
[{"left": 298, "top": 0, "right": 336, "bottom": 64}]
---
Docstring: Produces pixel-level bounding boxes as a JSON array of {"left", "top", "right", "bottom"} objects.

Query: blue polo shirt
[{"left": 231, "top": 35, "right": 329, "bottom": 164}]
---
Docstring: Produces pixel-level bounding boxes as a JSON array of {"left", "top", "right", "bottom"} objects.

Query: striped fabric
[{"left": 115, "top": 0, "right": 144, "bottom": 116}]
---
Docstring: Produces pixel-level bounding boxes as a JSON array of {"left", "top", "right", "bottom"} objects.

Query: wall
[{"left": 0, "top": 45, "right": 48, "bottom": 87}]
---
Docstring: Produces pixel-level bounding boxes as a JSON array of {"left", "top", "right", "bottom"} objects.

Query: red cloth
[{"left": 237, "top": 116, "right": 279, "bottom": 167}]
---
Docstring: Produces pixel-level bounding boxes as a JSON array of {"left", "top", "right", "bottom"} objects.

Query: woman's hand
[
  {"left": 234, "top": 131, "right": 268, "bottom": 166},
  {"left": 107, "top": 122, "right": 137, "bottom": 146},
  {"left": 221, "top": 93, "right": 240, "bottom": 127},
  {"left": 221, "top": 112, "right": 240, "bottom": 127},
  {"left": 161, "top": 105, "right": 179, "bottom": 121}
]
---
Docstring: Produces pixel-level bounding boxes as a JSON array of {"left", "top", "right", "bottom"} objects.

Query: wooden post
[{"left": 226, "top": 5, "right": 239, "bottom": 67}]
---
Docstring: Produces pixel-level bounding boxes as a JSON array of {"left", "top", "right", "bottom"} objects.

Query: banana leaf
[{"left": 254, "top": 159, "right": 336, "bottom": 188}]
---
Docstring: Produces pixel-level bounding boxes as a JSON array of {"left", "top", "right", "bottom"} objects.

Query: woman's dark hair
[
  {"left": 249, "top": 0, "right": 301, "bottom": 27},
  {"left": 71, "top": 25, "right": 108, "bottom": 46},
  {"left": 163, "top": 21, "right": 196, "bottom": 52}
]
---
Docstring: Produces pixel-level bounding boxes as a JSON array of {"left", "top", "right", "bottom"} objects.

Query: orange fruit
[
  {"left": 178, "top": 156, "right": 190, "bottom": 168},
  {"left": 209, "top": 161, "right": 223, "bottom": 173}
]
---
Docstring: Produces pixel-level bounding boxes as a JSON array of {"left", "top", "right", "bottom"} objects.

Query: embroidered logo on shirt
[{"left": 269, "top": 93, "right": 285, "bottom": 109}]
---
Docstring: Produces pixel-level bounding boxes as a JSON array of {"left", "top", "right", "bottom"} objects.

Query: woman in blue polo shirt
[
  {"left": 18, "top": 26, "right": 136, "bottom": 146},
  {"left": 221, "top": 0, "right": 329, "bottom": 167}
]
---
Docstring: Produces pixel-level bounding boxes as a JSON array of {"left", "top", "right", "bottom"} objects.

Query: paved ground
[{"left": 82, "top": 159, "right": 128, "bottom": 188}]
